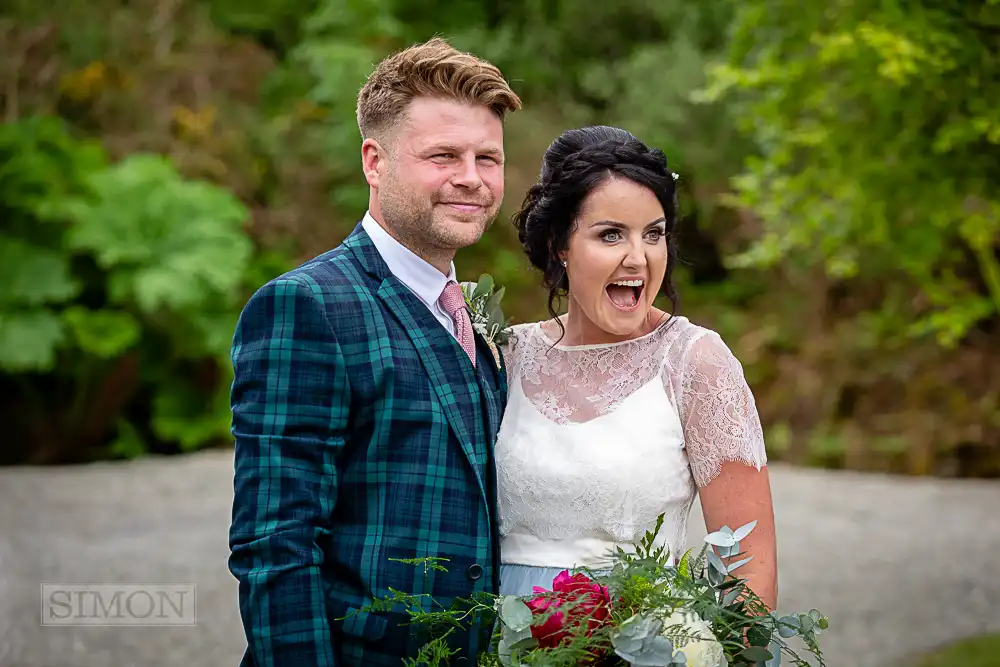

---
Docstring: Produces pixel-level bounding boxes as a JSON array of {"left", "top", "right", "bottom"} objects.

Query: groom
[{"left": 227, "top": 38, "right": 521, "bottom": 666}]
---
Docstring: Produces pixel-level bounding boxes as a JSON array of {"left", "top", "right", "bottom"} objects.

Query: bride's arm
[
  {"left": 699, "top": 461, "right": 777, "bottom": 612},
  {"left": 677, "top": 330, "right": 777, "bottom": 612}
]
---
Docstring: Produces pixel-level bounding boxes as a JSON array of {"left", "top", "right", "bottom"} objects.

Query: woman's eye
[
  {"left": 646, "top": 229, "right": 666, "bottom": 241},
  {"left": 601, "top": 230, "right": 622, "bottom": 242}
]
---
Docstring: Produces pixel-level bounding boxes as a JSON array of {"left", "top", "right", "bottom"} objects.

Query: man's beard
[{"left": 379, "top": 186, "right": 497, "bottom": 255}]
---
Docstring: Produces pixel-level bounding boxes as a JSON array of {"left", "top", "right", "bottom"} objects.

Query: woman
[{"left": 496, "top": 126, "right": 777, "bottom": 611}]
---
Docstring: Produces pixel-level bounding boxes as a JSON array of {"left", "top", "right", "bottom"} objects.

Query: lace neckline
[
  {"left": 534, "top": 314, "right": 681, "bottom": 351},
  {"left": 505, "top": 315, "right": 686, "bottom": 425}
]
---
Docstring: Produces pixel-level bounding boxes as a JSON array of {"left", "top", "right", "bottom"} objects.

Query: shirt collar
[{"left": 361, "top": 211, "right": 457, "bottom": 308}]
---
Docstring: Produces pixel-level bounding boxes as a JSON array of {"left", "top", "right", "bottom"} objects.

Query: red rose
[{"left": 525, "top": 570, "right": 612, "bottom": 648}]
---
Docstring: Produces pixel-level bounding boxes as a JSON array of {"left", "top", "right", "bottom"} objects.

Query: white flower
[{"left": 660, "top": 610, "right": 725, "bottom": 667}]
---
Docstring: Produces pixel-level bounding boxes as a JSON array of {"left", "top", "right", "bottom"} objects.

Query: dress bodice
[{"left": 495, "top": 316, "right": 768, "bottom": 569}]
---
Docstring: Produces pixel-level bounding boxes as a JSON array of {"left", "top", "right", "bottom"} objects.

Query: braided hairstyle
[{"left": 512, "top": 125, "right": 680, "bottom": 328}]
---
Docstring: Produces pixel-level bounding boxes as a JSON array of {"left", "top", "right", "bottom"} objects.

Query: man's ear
[{"left": 361, "top": 137, "right": 387, "bottom": 188}]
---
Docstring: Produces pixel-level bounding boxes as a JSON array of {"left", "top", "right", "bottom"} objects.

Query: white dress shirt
[{"left": 361, "top": 211, "right": 458, "bottom": 338}]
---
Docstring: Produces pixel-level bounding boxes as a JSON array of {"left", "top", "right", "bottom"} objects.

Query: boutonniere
[{"left": 460, "top": 273, "right": 511, "bottom": 369}]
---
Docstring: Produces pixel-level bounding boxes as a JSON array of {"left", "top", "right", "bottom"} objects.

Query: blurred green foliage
[
  {"left": 703, "top": 0, "right": 1000, "bottom": 347},
  {"left": 0, "top": 0, "right": 997, "bottom": 474},
  {"left": 0, "top": 115, "right": 276, "bottom": 462},
  {"left": 911, "top": 633, "right": 1000, "bottom": 667}
]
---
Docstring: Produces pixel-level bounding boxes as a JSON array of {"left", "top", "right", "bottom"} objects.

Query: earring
[{"left": 561, "top": 260, "right": 567, "bottom": 267}]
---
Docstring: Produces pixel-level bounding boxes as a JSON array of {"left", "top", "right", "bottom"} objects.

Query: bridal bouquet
[{"left": 360, "top": 516, "right": 827, "bottom": 667}]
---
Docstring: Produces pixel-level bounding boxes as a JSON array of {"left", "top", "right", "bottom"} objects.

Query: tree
[{"left": 702, "top": 0, "right": 1000, "bottom": 347}]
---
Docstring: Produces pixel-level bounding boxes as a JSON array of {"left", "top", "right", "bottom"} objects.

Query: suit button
[{"left": 466, "top": 564, "right": 484, "bottom": 581}]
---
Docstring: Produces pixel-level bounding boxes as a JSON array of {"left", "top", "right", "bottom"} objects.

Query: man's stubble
[{"left": 378, "top": 164, "right": 500, "bottom": 267}]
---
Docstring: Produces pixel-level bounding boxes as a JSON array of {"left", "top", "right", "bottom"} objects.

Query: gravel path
[{"left": 0, "top": 450, "right": 998, "bottom": 667}]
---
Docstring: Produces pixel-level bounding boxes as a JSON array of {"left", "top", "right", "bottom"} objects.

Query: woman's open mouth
[{"left": 605, "top": 279, "right": 644, "bottom": 312}]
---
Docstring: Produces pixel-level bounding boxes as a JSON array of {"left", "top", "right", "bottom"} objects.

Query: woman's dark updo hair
[{"left": 512, "top": 125, "right": 680, "bottom": 329}]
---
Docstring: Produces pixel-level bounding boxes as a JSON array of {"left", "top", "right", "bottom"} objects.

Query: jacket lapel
[{"left": 345, "top": 224, "right": 488, "bottom": 497}]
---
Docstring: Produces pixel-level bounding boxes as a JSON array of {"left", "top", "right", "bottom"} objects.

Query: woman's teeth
[{"left": 606, "top": 280, "right": 643, "bottom": 309}]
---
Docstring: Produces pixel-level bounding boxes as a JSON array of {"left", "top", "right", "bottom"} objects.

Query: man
[{"left": 227, "top": 38, "right": 521, "bottom": 666}]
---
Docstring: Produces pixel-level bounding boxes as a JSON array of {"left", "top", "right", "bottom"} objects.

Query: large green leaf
[
  {"left": 0, "top": 115, "right": 107, "bottom": 224},
  {"left": 63, "top": 154, "right": 253, "bottom": 314},
  {"left": 0, "top": 310, "right": 66, "bottom": 372},
  {"left": 62, "top": 307, "right": 141, "bottom": 359},
  {"left": 0, "top": 238, "right": 80, "bottom": 307}
]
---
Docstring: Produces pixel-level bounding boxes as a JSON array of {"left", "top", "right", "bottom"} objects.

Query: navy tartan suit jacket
[{"left": 228, "top": 222, "right": 508, "bottom": 666}]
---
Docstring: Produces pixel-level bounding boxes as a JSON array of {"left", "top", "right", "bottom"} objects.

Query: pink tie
[{"left": 438, "top": 281, "right": 476, "bottom": 367}]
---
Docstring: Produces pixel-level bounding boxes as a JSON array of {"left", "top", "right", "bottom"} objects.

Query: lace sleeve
[{"left": 678, "top": 330, "right": 767, "bottom": 488}]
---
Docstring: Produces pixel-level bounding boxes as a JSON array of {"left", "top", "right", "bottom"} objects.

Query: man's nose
[{"left": 451, "top": 155, "right": 484, "bottom": 189}]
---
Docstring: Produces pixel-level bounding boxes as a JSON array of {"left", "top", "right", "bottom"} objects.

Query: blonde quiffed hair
[{"left": 356, "top": 37, "right": 522, "bottom": 141}]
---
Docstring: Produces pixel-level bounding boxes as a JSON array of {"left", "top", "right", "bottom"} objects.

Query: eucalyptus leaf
[
  {"left": 726, "top": 555, "right": 754, "bottom": 572},
  {"left": 717, "top": 542, "right": 741, "bottom": 558},
  {"left": 485, "top": 285, "right": 505, "bottom": 314},
  {"left": 497, "top": 623, "right": 535, "bottom": 665},
  {"left": 498, "top": 596, "right": 532, "bottom": 632},
  {"left": 707, "top": 550, "right": 728, "bottom": 576},
  {"left": 704, "top": 531, "right": 737, "bottom": 548},
  {"left": 739, "top": 646, "right": 773, "bottom": 662},
  {"left": 612, "top": 614, "right": 675, "bottom": 666},
  {"left": 776, "top": 615, "right": 800, "bottom": 638},
  {"left": 732, "top": 520, "right": 757, "bottom": 541},
  {"left": 765, "top": 640, "right": 782, "bottom": 667},
  {"left": 747, "top": 624, "right": 772, "bottom": 647},
  {"left": 474, "top": 274, "right": 493, "bottom": 298},
  {"left": 799, "top": 614, "right": 816, "bottom": 633}
]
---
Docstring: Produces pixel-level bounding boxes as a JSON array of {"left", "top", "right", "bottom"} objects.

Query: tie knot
[{"left": 438, "top": 281, "right": 468, "bottom": 317}]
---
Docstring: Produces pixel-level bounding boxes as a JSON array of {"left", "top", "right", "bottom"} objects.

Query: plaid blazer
[{"left": 228, "top": 223, "right": 508, "bottom": 667}]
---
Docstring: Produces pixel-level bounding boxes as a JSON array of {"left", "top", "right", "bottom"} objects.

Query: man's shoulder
[
  {"left": 254, "top": 242, "right": 372, "bottom": 302},
  {"left": 281, "top": 243, "right": 363, "bottom": 287},
  {"left": 239, "top": 240, "right": 384, "bottom": 338}
]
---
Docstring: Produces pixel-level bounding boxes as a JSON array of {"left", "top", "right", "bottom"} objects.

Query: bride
[{"left": 496, "top": 126, "right": 777, "bottom": 611}]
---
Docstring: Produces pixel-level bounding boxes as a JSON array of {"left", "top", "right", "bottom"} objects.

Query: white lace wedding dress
[{"left": 495, "top": 315, "right": 768, "bottom": 595}]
